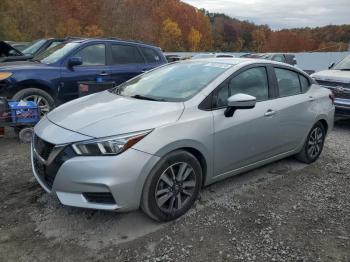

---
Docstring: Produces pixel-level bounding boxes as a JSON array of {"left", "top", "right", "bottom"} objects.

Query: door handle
[
  {"left": 264, "top": 109, "right": 276, "bottom": 117},
  {"left": 308, "top": 96, "right": 315, "bottom": 102},
  {"left": 99, "top": 72, "right": 109, "bottom": 76}
]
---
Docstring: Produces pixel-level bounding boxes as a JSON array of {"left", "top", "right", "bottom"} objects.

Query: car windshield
[
  {"left": 333, "top": 55, "right": 350, "bottom": 70},
  {"left": 22, "top": 39, "right": 46, "bottom": 55},
  {"left": 34, "top": 42, "right": 79, "bottom": 64},
  {"left": 111, "top": 61, "right": 233, "bottom": 102}
]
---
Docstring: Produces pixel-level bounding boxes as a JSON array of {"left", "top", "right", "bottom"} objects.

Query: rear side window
[
  {"left": 75, "top": 44, "right": 106, "bottom": 66},
  {"left": 111, "top": 45, "right": 144, "bottom": 64},
  {"left": 275, "top": 68, "right": 301, "bottom": 97},
  {"left": 299, "top": 74, "right": 310, "bottom": 92},
  {"left": 141, "top": 47, "right": 161, "bottom": 63}
]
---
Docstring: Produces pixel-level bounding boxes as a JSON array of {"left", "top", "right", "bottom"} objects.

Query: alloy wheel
[
  {"left": 155, "top": 162, "right": 196, "bottom": 213},
  {"left": 307, "top": 126, "right": 324, "bottom": 159},
  {"left": 22, "top": 95, "right": 50, "bottom": 115}
]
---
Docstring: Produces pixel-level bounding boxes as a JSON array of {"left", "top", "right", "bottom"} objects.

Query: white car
[{"left": 311, "top": 55, "right": 350, "bottom": 117}]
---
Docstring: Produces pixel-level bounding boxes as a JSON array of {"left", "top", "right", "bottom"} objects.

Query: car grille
[
  {"left": 316, "top": 80, "right": 350, "bottom": 99},
  {"left": 32, "top": 135, "right": 75, "bottom": 190}
]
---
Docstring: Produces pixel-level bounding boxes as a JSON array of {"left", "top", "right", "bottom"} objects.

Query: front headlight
[
  {"left": 72, "top": 129, "right": 152, "bottom": 156},
  {"left": 0, "top": 72, "right": 12, "bottom": 81}
]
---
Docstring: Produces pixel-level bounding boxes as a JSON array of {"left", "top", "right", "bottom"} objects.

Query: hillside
[{"left": 0, "top": 0, "right": 349, "bottom": 52}]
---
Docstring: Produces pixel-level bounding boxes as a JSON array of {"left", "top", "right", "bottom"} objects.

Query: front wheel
[
  {"left": 295, "top": 122, "right": 326, "bottom": 164},
  {"left": 141, "top": 150, "right": 202, "bottom": 222},
  {"left": 12, "top": 88, "right": 55, "bottom": 115}
]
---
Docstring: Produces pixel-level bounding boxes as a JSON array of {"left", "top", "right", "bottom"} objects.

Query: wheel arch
[
  {"left": 153, "top": 140, "right": 212, "bottom": 187},
  {"left": 11, "top": 79, "right": 56, "bottom": 98}
]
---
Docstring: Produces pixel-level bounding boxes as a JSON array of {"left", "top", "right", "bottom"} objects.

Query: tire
[
  {"left": 295, "top": 122, "right": 326, "bottom": 164},
  {"left": 12, "top": 88, "right": 55, "bottom": 115},
  {"left": 141, "top": 150, "right": 202, "bottom": 222},
  {"left": 18, "top": 127, "right": 34, "bottom": 143}
]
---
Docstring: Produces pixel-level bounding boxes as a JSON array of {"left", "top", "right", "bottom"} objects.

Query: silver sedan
[{"left": 31, "top": 58, "right": 335, "bottom": 221}]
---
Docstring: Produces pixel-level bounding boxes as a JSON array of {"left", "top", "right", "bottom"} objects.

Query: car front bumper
[
  {"left": 31, "top": 134, "right": 160, "bottom": 212},
  {"left": 334, "top": 98, "right": 350, "bottom": 117}
]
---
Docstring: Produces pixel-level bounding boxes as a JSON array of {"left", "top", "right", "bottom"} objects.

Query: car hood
[
  {"left": 46, "top": 91, "right": 185, "bottom": 138},
  {"left": 311, "top": 70, "right": 350, "bottom": 83},
  {"left": 0, "top": 41, "right": 24, "bottom": 56},
  {"left": 0, "top": 60, "right": 49, "bottom": 71}
]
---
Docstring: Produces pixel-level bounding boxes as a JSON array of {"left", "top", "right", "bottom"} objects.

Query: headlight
[
  {"left": 71, "top": 130, "right": 152, "bottom": 156},
  {"left": 0, "top": 72, "right": 12, "bottom": 81}
]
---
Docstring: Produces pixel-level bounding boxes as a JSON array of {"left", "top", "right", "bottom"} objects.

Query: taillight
[{"left": 329, "top": 92, "right": 335, "bottom": 104}]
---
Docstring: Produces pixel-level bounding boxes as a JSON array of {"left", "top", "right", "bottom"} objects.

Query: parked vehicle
[
  {"left": 165, "top": 54, "right": 183, "bottom": 62},
  {"left": 0, "top": 41, "right": 25, "bottom": 61},
  {"left": 31, "top": 58, "right": 334, "bottom": 221},
  {"left": 192, "top": 53, "right": 235, "bottom": 59},
  {"left": 242, "top": 53, "right": 297, "bottom": 66},
  {"left": 243, "top": 53, "right": 314, "bottom": 75},
  {"left": 0, "top": 38, "right": 76, "bottom": 63},
  {"left": 311, "top": 55, "right": 350, "bottom": 117},
  {"left": 0, "top": 38, "right": 167, "bottom": 113},
  {"left": 5, "top": 41, "right": 30, "bottom": 51}
]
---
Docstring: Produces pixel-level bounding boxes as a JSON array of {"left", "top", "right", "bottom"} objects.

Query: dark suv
[{"left": 0, "top": 38, "right": 167, "bottom": 113}]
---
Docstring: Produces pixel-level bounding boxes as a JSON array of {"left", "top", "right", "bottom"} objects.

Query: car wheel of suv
[
  {"left": 12, "top": 88, "right": 55, "bottom": 115},
  {"left": 141, "top": 150, "right": 202, "bottom": 222},
  {"left": 295, "top": 122, "right": 326, "bottom": 164}
]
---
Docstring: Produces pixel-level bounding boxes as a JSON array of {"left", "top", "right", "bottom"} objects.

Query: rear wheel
[
  {"left": 141, "top": 150, "right": 202, "bottom": 222},
  {"left": 295, "top": 122, "right": 326, "bottom": 164},
  {"left": 12, "top": 88, "right": 55, "bottom": 115}
]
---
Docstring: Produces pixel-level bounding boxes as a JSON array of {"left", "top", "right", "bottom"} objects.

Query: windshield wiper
[
  {"left": 131, "top": 94, "right": 165, "bottom": 102},
  {"left": 339, "top": 68, "right": 350, "bottom": 71}
]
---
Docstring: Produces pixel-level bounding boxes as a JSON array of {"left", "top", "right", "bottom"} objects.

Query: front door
[
  {"left": 60, "top": 43, "right": 109, "bottom": 103},
  {"left": 213, "top": 66, "right": 280, "bottom": 176}
]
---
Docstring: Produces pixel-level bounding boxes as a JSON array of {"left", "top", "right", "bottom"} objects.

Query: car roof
[{"left": 69, "top": 38, "right": 160, "bottom": 49}]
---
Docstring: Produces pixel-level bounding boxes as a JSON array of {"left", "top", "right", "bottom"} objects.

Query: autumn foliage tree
[
  {"left": 0, "top": 0, "right": 349, "bottom": 52},
  {"left": 160, "top": 19, "right": 182, "bottom": 51}
]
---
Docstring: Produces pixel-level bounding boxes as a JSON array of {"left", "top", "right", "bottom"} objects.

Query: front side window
[
  {"left": 141, "top": 47, "right": 160, "bottom": 63},
  {"left": 275, "top": 68, "right": 301, "bottom": 97},
  {"left": 229, "top": 67, "right": 269, "bottom": 101},
  {"left": 214, "top": 67, "right": 269, "bottom": 107},
  {"left": 111, "top": 61, "right": 233, "bottom": 102},
  {"left": 111, "top": 45, "right": 144, "bottom": 64},
  {"left": 74, "top": 44, "right": 106, "bottom": 66}
]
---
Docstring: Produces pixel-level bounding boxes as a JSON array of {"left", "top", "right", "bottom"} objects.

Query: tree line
[{"left": 0, "top": 0, "right": 349, "bottom": 52}]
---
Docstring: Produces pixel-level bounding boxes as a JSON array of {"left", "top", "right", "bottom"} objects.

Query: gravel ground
[{"left": 0, "top": 120, "right": 349, "bottom": 262}]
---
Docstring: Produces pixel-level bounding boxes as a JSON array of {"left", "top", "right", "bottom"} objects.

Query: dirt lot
[{"left": 0, "top": 120, "right": 350, "bottom": 262}]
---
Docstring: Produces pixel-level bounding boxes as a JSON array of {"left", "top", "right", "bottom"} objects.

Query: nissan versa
[{"left": 31, "top": 58, "right": 335, "bottom": 221}]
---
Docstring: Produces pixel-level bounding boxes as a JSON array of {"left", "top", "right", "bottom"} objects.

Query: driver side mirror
[
  {"left": 68, "top": 57, "right": 83, "bottom": 68},
  {"left": 224, "top": 93, "right": 256, "bottom": 117}
]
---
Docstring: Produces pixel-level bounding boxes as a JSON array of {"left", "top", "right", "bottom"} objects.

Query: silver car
[{"left": 31, "top": 58, "right": 335, "bottom": 221}]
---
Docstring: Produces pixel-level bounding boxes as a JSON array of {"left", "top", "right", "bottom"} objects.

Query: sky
[{"left": 182, "top": 0, "right": 350, "bottom": 29}]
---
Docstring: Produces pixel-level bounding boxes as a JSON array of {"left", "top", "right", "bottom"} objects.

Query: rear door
[
  {"left": 60, "top": 43, "right": 110, "bottom": 102},
  {"left": 269, "top": 66, "right": 315, "bottom": 152},
  {"left": 108, "top": 44, "right": 145, "bottom": 86}
]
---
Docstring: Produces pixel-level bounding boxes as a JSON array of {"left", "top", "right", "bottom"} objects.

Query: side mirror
[
  {"left": 224, "top": 93, "right": 256, "bottom": 117},
  {"left": 68, "top": 57, "right": 83, "bottom": 68},
  {"left": 328, "top": 62, "right": 335, "bottom": 69}
]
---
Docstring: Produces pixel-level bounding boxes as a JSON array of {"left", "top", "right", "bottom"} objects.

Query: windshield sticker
[{"left": 204, "top": 63, "right": 232, "bottom": 69}]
